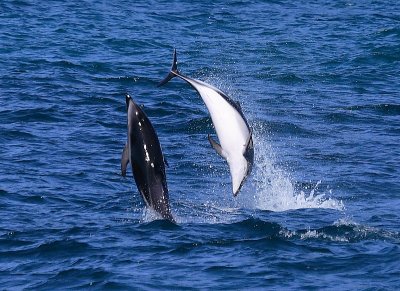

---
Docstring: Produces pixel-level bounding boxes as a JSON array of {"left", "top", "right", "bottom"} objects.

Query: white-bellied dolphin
[
  {"left": 158, "top": 49, "right": 254, "bottom": 196},
  {"left": 121, "top": 94, "right": 174, "bottom": 222}
]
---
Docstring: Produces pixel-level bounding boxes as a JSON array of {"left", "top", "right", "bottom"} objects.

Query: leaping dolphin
[
  {"left": 121, "top": 94, "right": 174, "bottom": 222},
  {"left": 158, "top": 49, "right": 254, "bottom": 196}
]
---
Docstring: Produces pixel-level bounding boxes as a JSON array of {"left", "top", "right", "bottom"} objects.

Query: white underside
[{"left": 185, "top": 78, "right": 251, "bottom": 194}]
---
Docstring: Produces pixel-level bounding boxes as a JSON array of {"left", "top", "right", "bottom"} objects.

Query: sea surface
[{"left": 1, "top": 0, "right": 400, "bottom": 289}]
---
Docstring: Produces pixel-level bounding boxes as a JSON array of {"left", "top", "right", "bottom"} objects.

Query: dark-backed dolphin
[
  {"left": 158, "top": 49, "right": 254, "bottom": 196},
  {"left": 121, "top": 94, "right": 174, "bottom": 222}
]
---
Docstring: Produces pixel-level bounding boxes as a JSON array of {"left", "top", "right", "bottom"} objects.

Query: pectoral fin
[
  {"left": 208, "top": 134, "right": 226, "bottom": 159},
  {"left": 121, "top": 144, "right": 130, "bottom": 177},
  {"left": 164, "top": 157, "right": 169, "bottom": 168}
]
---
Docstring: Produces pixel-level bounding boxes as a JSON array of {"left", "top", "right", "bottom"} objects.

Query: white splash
[
  {"left": 140, "top": 207, "right": 163, "bottom": 222},
  {"left": 251, "top": 132, "right": 344, "bottom": 212}
]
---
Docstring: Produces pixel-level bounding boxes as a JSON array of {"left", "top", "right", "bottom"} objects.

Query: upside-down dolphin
[
  {"left": 121, "top": 94, "right": 174, "bottom": 221},
  {"left": 158, "top": 49, "right": 254, "bottom": 196}
]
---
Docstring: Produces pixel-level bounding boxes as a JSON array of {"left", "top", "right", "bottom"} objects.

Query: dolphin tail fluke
[
  {"left": 121, "top": 144, "right": 129, "bottom": 177},
  {"left": 157, "top": 49, "right": 179, "bottom": 87}
]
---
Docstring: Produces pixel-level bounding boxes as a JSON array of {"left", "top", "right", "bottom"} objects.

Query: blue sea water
[{"left": 1, "top": 0, "right": 400, "bottom": 289}]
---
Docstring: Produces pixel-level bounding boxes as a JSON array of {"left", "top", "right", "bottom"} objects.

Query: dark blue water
[{"left": 1, "top": 0, "right": 400, "bottom": 289}]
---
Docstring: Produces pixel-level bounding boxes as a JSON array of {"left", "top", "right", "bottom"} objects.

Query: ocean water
[{"left": 1, "top": 0, "right": 400, "bottom": 289}]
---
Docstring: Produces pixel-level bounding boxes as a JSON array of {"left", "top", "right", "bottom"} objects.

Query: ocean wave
[
  {"left": 282, "top": 218, "right": 400, "bottom": 243},
  {"left": 2, "top": 106, "right": 65, "bottom": 123},
  {"left": 1, "top": 239, "right": 91, "bottom": 259},
  {"left": 343, "top": 103, "right": 400, "bottom": 116}
]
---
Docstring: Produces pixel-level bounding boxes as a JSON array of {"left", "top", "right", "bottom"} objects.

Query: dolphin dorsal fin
[
  {"left": 208, "top": 134, "right": 227, "bottom": 159},
  {"left": 243, "top": 130, "right": 254, "bottom": 154},
  {"left": 245, "top": 130, "right": 253, "bottom": 147},
  {"left": 121, "top": 144, "right": 130, "bottom": 177}
]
